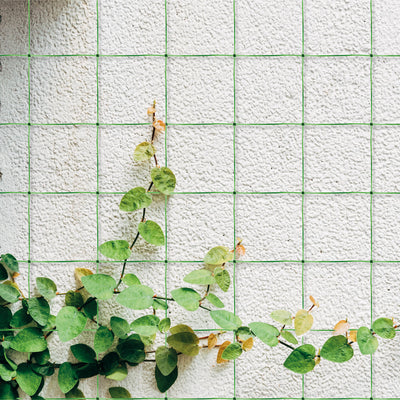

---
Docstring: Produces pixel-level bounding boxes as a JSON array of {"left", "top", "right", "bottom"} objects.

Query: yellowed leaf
[
  {"left": 242, "top": 337, "right": 253, "bottom": 351},
  {"left": 153, "top": 120, "right": 166, "bottom": 132},
  {"left": 348, "top": 330, "right": 357, "bottom": 342},
  {"left": 147, "top": 107, "right": 156, "bottom": 115},
  {"left": 74, "top": 268, "right": 93, "bottom": 285},
  {"left": 315, "top": 356, "right": 321, "bottom": 366},
  {"left": 208, "top": 333, "right": 217, "bottom": 349},
  {"left": 333, "top": 320, "right": 350, "bottom": 336},
  {"left": 217, "top": 341, "right": 231, "bottom": 364},
  {"left": 309, "top": 295, "right": 319, "bottom": 308},
  {"left": 294, "top": 309, "right": 313, "bottom": 336},
  {"left": 236, "top": 244, "right": 246, "bottom": 257}
]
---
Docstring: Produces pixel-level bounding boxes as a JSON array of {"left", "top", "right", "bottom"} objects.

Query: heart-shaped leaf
[
  {"left": 357, "top": 326, "right": 379, "bottom": 355},
  {"left": 36, "top": 277, "right": 57, "bottom": 300},
  {"left": 119, "top": 187, "right": 152, "bottom": 212},
  {"left": 156, "top": 346, "right": 178, "bottom": 376},
  {"left": 116, "top": 285, "right": 154, "bottom": 310},
  {"left": 0, "top": 254, "right": 19, "bottom": 272},
  {"left": 110, "top": 316, "right": 130, "bottom": 339},
  {"left": 16, "top": 363, "right": 42, "bottom": 396},
  {"left": 155, "top": 365, "right": 178, "bottom": 393},
  {"left": 206, "top": 293, "right": 224, "bottom": 308},
  {"left": 131, "top": 315, "right": 160, "bottom": 336},
  {"left": 204, "top": 246, "right": 233, "bottom": 266},
  {"left": 94, "top": 326, "right": 114, "bottom": 353},
  {"left": 100, "top": 240, "right": 131, "bottom": 260},
  {"left": 138, "top": 220, "right": 165, "bottom": 246},
  {"left": 210, "top": 310, "right": 242, "bottom": 330},
  {"left": 70, "top": 344, "right": 96, "bottom": 363},
  {"left": 151, "top": 167, "right": 176, "bottom": 195},
  {"left": 249, "top": 322, "right": 279, "bottom": 347},
  {"left": 284, "top": 344, "right": 316, "bottom": 374},
  {"left": 0, "top": 283, "right": 20, "bottom": 303},
  {"left": 27, "top": 297, "right": 50, "bottom": 326},
  {"left": 221, "top": 342, "right": 242, "bottom": 360},
  {"left": 81, "top": 274, "right": 116, "bottom": 300},
  {"left": 183, "top": 269, "right": 215, "bottom": 285},
  {"left": 171, "top": 288, "right": 201, "bottom": 311},
  {"left": 372, "top": 317, "right": 396, "bottom": 339},
  {"left": 294, "top": 309, "right": 313, "bottom": 336},
  {"left": 134, "top": 142, "right": 156, "bottom": 162},
  {"left": 214, "top": 267, "right": 231, "bottom": 292},
  {"left": 320, "top": 335, "right": 353, "bottom": 363},
  {"left": 10, "top": 327, "right": 47, "bottom": 353},
  {"left": 167, "top": 332, "right": 199, "bottom": 356},
  {"left": 56, "top": 306, "right": 87, "bottom": 342},
  {"left": 270, "top": 310, "right": 292, "bottom": 326},
  {"left": 58, "top": 362, "right": 78, "bottom": 394}
]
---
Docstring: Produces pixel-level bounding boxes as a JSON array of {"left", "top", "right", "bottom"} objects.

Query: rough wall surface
[{"left": 1, "top": 0, "right": 400, "bottom": 398}]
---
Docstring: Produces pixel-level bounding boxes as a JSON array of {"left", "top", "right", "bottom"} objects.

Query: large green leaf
[
  {"left": 117, "top": 338, "right": 145, "bottom": 364},
  {"left": 155, "top": 346, "right": 178, "bottom": 376},
  {"left": 221, "top": 342, "right": 242, "bottom": 360},
  {"left": 81, "top": 274, "right": 116, "bottom": 300},
  {"left": 28, "top": 297, "right": 50, "bottom": 326},
  {"left": 131, "top": 315, "right": 160, "bottom": 336},
  {"left": 204, "top": 246, "right": 233, "bottom": 266},
  {"left": 134, "top": 142, "right": 156, "bottom": 162},
  {"left": 167, "top": 332, "right": 199, "bottom": 356},
  {"left": 109, "top": 387, "right": 131, "bottom": 398},
  {"left": 320, "top": 335, "right": 353, "bottom": 363},
  {"left": 110, "top": 316, "right": 130, "bottom": 339},
  {"left": 0, "top": 283, "right": 20, "bottom": 303},
  {"left": 56, "top": 306, "right": 87, "bottom": 342},
  {"left": 151, "top": 167, "right": 176, "bottom": 195},
  {"left": 284, "top": 344, "right": 316, "bottom": 374},
  {"left": 183, "top": 269, "right": 216, "bottom": 285},
  {"left": 94, "top": 326, "right": 115, "bottom": 353},
  {"left": 214, "top": 267, "right": 231, "bottom": 292},
  {"left": 10, "top": 327, "right": 47, "bottom": 352},
  {"left": 71, "top": 344, "right": 96, "bottom": 363},
  {"left": 249, "top": 322, "right": 279, "bottom": 347},
  {"left": 99, "top": 240, "right": 131, "bottom": 261},
  {"left": 357, "top": 327, "right": 379, "bottom": 355},
  {"left": 206, "top": 293, "right": 224, "bottom": 308},
  {"left": 116, "top": 284, "right": 154, "bottom": 310},
  {"left": 138, "top": 220, "right": 165, "bottom": 246},
  {"left": 210, "top": 310, "right": 242, "bottom": 330},
  {"left": 10, "top": 308, "right": 32, "bottom": 328},
  {"left": 372, "top": 317, "right": 396, "bottom": 339},
  {"left": 119, "top": 187, "right": 152, "bottom": 212},
  {"left": 36, "top": 277, "right": 57, "bottom": 300},
  {"left": 171, "top": 288, "right": 201, "bottom": 311},
  {"left": 0, "top": 254, "right": 19, "bottom": 272},
  {"left": 58, "top": 362, "right": 78, "bottom": 394},
  {"left": 16, "top": 363, "right": 42, "bottom": 396},
  {"left": 155, "top": 365, "right": 178, "bottom": 393}
]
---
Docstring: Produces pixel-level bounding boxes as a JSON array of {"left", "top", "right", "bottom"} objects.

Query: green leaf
[
  {"left": 71, "top": 344, "right": 96, "bottom": 363},
  {"left": 134, "top": 142, "right": 156, "bottom": 162},
  {"left": 32, "top": 349, "right": 50, "bottom": 365},
  {"left": 206, "top": 293, "right": 224, "bottom": 308},
  {"left": 36, "top": 277, "right": 57, "bottom": 300},
  {"left": 294, "top": 309, "right": 313, "bottom": 336},
  {"left": 117, "top": 338, "right": 145, "bottom": 364},
  {"left": 167, "top": 332, "right": 199, "bottom": 356},
  {"left": 320, "top": 335, "right": 354, "bottom": 363},
  {"left": 284, "top": 344, "right": 316, "bottom": 374},
  {"left": 65, "top": 291, "right": 84, "bottom": 308},
  {"left": 28, "top": 297, "right": 50, "bottom": 326},
  {"left": 204, "top": 246, "right": 233, "bottom": 266},
  {"left": 109, "top": 387, "right": 131, "bottom": 398},
  {"left": 155, "top": 365, "right": 178, "bottom": 393},
  {"left": 110, "top": 316, "right": 130, "bottom": 339},
  {"left": 119, "top": 187, "right": 152, "bottom": 212},
  {"left": 10, "top": 327, "right": 47, "bottom": 352},
  {"left": 16, "top": 363, "right": 42, "bottom": 396},
  {"left": 106, "top": 364, "right": 128, "bottom": 381},
  {"left": 221, "top": 342, "right": 242, "bottom": 360},
  {"left": 236, "top": 326, "right": 254, "bottom": 341},
  {"left": 122, "top": 273, "right": 141, "bottom": 286},
  {"left": 58, "top": 362, "right": 78, "bottom": 394},
  {"left": 153, "top": 298, "right": 168, "bottom": 310},
  {"left": 0, "top": 382, "right": 17, "bottom": 400},
  {"left": 159, "top": 318, "right": 171, "bottom": 333},
  {"left": 56, "top": 306, "right": 87, "bottom": 342},
  {"left": 138, "top": 220, "right": 165, "bottom": 246},
  {"left": 151, "top": 167, "right": 176, "bottom": 195},
  {"left": 65, "top": 388, "right": 85, "bottom": 399},
  {"left": 214, "top": 267, "right": 231, "bottom": 292},
  {"left": 170, "top": 324, "right": 195, "bottom": 334},
  {"left": 372, "top": 317, "right": 396, "bottom": 339},
  {"left": 0, "top": 264, "right": 7, "bottom": 281},
  {"left": 94, "top": 326, "right": 115, "bottom": 353},
  {"left": 116, "top": 284, "right": 154, "bottom": 310},
  {"left": 0, "top": 283, "right": 19, "bottom": 303},
  {"left": 171, "top": 288, "right": 201, "bottom": 311},
  {"left": 0, "top": 364, "right": 16, "bottom": 381},
  {"left": 81, "top": 274, "right": 116, "bottom": 300},
  {"left": 270, "top": 310, "right": 292, "bottom": 326},
  {"left": 249, "top": 322, "right": 279, "bottom": 347},
  {"left": 99, "top": 240, "right": 131, "bottom": 261},
  {"left": 156, "top": 346, "right": 178, "bottom": 376},
  {"left": 131, "top": 315, "right": 160, "bottom": 336},
  {"left": 10, "top": 308, "right": 32, "bottom": 328},
  {"left": 183, "top": 269, "right": 216, "bottom": 285},
  {"left": 0, "top": 306, "right": 12, "bottom": 328},
  {"left": 357, "top": 326, "right": 379, "bottom": 355},
  {"left": 0, "top": 254, "right": 19, "bottom": 272},
  {"left": 210, "top": 310, "right": 242, "bottom": 330},
  {"left": 281, "top": 330, "right": 298, "bottom": 345},
  {"left": 82, "top": 298, "right": 97, "bottom": 319}
]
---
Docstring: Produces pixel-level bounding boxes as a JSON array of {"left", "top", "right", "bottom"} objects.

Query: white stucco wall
[{"left": 1, "top": 0, "right": 400, "bottom": 398}]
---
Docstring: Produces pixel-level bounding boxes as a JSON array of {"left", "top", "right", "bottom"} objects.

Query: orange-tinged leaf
[
  {"left": 147, "top": 107, "right": 156, "bottom": 115},
  {"left": 217, "top": 341, "right": 231, "bottom": 364},
  {"left": 208, "top": 333, "right": 217, "bottom": 349},
  {"left": 333, "top": 320, "right": 350, "bottom": 336},
  {"left": 309, "top": 295, "right": 319, "bottom": 308},
  {"left": 242, "top": 337, "right": 253, "bottom": 351},
  {"left": 348, "top": 330, "right": 357, "bottom": 342},
  {"left": 153, "top": 120, "right": 166, "bottom": 132},
  {"left": 12, "top": 272, "right": 20, "bottom": 279},
  {"left": 236, "top": 245, "right": 246, "bottom": 257}
]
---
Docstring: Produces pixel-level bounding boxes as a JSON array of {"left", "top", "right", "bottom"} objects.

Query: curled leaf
[
  {"left": 236, "top": 244, "right": 246, "bottom": 257},
  {"left": 147, "top": 107, "right": 156, "bottom": 115},
  {"left": 153, "top": 120, "right": 166, "bottom": 132},
  {"left": 207, "top": 333, "right": 217, "bottom": 349},
  {"left": 217, "top": 341, "right": 231, "bottom": 364},
  {"left": 242, "top": 337, "right": 253, "bottom": 351},
  {"left": 333, "top": 320, "right": 350, "bottom": 336}
]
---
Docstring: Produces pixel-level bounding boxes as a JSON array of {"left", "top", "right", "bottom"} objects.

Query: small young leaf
[
  {"left": 210, "top": 310, "right": 242, "bottom": 330},
  {"left": 333, "top": 320, "right": 350, "bottom": 336},
  {"left": 10, "top": 327, "right": 47, "bottom": 353},
  {"left": 0, "top": 283, "right": 20, "bottom": 303},
  {"left": 214, "top": 267, "right": 231, "bottom": 292},
  {"left": 16, "top": 363, "right": 42, "bottom": 396},
  {"left": 217, "top": 341, "right": 231, "bottom": 364},
  {"left": 28, "top": 297, "right": 50, "bottom": 326},
  {"left": 156, "top": 346, "right": 178, "bottom": 376},
  {"left": 171, "top": 288, "right": 201, "bottom": 311},
  {"left": 281, "top": 330, "right": 298, "bottom": 345},
  {"left": 58, "top": 362, "right": 78, "bottom": 394},
  {"left": 134, "top": 142, "right": 156, "bottom": 162},
  {"left": 119, "top": 187, "right": 152, "bottom": 212},
  {"left": 167, "top": 332, "right": 199, "bottom": 356},
  {"left": 204, "top": 246, "right": 233, "bottom": 266},
  {"left": 109, "top": 387, "right": 131, "bottom": 398},
  {"left": 99, "top": 240, "right": 131, "bottom": 261},
  {"left": 249, "top": 322, "right": 279, "bottom": 347},
  {"left": 221, "top": 342, "right": 242, "bottom": 360},
  {"left": 94, "top": 326, "right": 115, "bottom": 353},
  {"left": 320, "top": 335, "right": 353, "bottom": 363},
  {"left": 158, "top": 317, "right": 171, "bottom": 333},
  {"left": 138, "top": 220, "right": 165, "bottom": 246},
  {"left": 0, "top": 254, "right": 19, "bottom": 272},
  {"left": 110, "top": 316, "right": 130, "bottom": 339},
  {"left": 206, "top": 293, "right": 224, "bottom": 308},
  {"left": 155, "top": 365, "right": 178, "bottom": 393},
  {"left": 151, "top": 167, "right": 176, "bottom": 195},
  {"left": 357, "top": 326, "right": 379, "bottom": 355},
  {"left": 183, "top": 269, "right": 216, "bottom": 285},
  {"left": 122, "top": 273, "right": 141, "bottom": 286},
  {"left": 372, "top": 317, "right": 396, "bottom": 339},
  {"left": 131, "top": 315, "right": 160, "bottom": 336},
  {"left": 116, "top": 285, "right": 154, "bottom": 310},
  {"left": 56, "top": 306, "right": 87, "bottom": 342},
  {"left": 270, "top": 310, "right": 292, "bottom": 326},
  {"left": 70, "top": 344, "right": 96, "bottom": 363},
  {"left": 81, "top": 274, "right": 116, "bottom": 300},
  {"left": 236, "top": 326, "right": 254, "bottom": 341},
  {"left": 294, "top": 309, "right": 313, "bottom": 336},
  {"left": 36, "top": 277, "right": 57, "bottom": 300},
  {"left": 283, "top": 344, "right": 316, "bottom": 374}
]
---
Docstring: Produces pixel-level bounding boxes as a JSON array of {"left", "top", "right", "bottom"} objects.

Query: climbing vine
[{"left": 0, "top": 103, "right": 398, "bottom": 398}]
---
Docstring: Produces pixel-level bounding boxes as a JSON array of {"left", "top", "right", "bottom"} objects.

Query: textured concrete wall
[{"left": 1, "top": 0, "right": 400, "bottom": 398}]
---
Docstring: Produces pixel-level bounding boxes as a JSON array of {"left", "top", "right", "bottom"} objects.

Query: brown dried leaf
[
  {"left": 333, "top": 320, "right": 350, "bottom": 336},
  {"left": 348, "top": 330, "right": 357, "bottom": 342},
  {"left": 208, "top": 333, "right": 218, "bottom": 349},
  {"left": 242, "top": 337, "right": 253, "bottom": 351},
  {"left": 217, "top": 341, "right": 231, "bottom": 364},
  {"left": 153, "top": 120, "right": 166, "bottom": 132}
]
